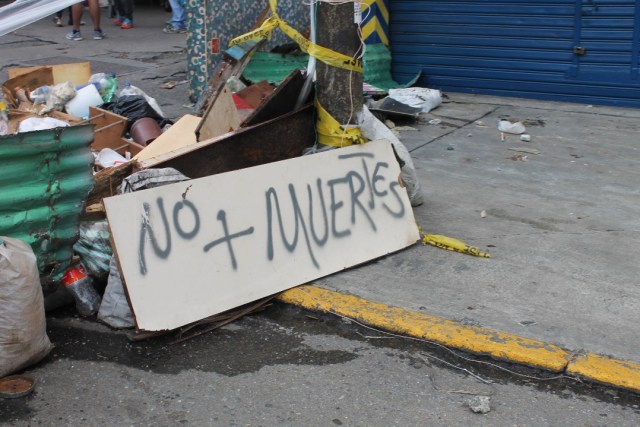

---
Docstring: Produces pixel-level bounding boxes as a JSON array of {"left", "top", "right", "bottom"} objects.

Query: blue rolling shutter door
[{"left": 390, "top": 0, "right": 640, "bottom": 107}]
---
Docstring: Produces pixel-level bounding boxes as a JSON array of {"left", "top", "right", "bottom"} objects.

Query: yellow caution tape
[
  {"left": 315, "top": 98, "right": 367, "bottom": 147},
  {"left": 418, "top": 226, "right": 491, "bottom": 258},
  {"left": 229, "top": 0, "right": 363, "bottom": 73}
]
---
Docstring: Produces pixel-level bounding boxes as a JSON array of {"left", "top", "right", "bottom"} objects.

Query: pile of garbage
[{"left": 0, "top": 29, "right": 437, "bottom": 380}]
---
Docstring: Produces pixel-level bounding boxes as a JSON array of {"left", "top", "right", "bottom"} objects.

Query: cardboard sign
[{"left": 104, "top": 139, "right": 420, "bottom": 330}]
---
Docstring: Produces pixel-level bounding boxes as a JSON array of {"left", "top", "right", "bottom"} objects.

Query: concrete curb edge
[{"left": 277, "top": 285, "right": 640, "bottom": 393}]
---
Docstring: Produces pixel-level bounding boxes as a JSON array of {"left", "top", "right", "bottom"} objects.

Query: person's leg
[
  {"left": 65, "top": 3, "right": 84, "bottom": 39},
  {"left": 121, "top": 0, "right": 134, "bottom": 28},
  {"left": 165, "top": 0, "right": 185, "bottom": 30},
  {"left": 113, "top": 0, "right": 125, "bottom": 25},
  {"left": 87, "top": 0, "right": 102, "bottom": 32},
  {"left": 53, "top": 9, "right": 63, "bottom": 26}
]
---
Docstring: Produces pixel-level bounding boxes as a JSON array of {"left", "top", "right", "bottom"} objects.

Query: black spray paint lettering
[
  {"left": 266, "top": 153, "right": 405, "bottom": 268},
  {"left": 265, "top": 184, "right": 322, "bottom": 269},
  {"left": 203, "top": 210, "right": 254, "bottom": 270},
  {"left": 138, "top": 198, "right": 201, "bottom": 275}
]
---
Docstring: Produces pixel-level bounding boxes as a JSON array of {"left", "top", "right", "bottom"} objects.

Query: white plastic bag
[
  {"left": 0, "top": 237, "right": 53, "bottom": 378},
  {"left": 18, "top": 117, "right": 69, "bottom": 133},
  {"left": 388, "top": 87, "right": 442, "bottom": 113},
  {"left": 497, "top": 120, "right": 526, "bottom": 135},
  {"left": 360, "top": 106, "right": 424, "bottom": 206}
]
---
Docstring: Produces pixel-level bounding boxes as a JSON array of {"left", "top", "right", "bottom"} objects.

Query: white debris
[{"left": 467, "top": 396, "right": 491, "bottom": 414}]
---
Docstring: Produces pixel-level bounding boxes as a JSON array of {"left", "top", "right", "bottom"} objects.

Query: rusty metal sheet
[
  {"left": 243, "top": 69, "right": 307, "bottom": 127},
  {"left": 142, "top": 105, "right": 315, "bottom": 179}
]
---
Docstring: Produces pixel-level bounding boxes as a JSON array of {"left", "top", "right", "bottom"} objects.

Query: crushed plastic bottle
[
  {"left": 29, "top": 85, "right": 51, "bottom": 105},
  {"left": 61, "top": 265, "right": 101, "bottom": 317},
  {"left": 89, "top": 72, "right": 118, "bottom": 102}
]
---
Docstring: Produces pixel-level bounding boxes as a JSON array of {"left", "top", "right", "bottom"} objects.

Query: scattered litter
[
  {"left": 475, "top": 121, "right": 485, "bottom": 127},
  {"left": 160, "top": 81, "right": 179, "bottom": 90},
  {"left": 17, "top": 117, "right": 69, "bottom": 133},
  {"left": 119, "top": 82, "right": 164, "bottom": 117},
  {"left": 419, "top": 230, "right": 491, "bottom": 258},
  {"left": 41, "top": 82, "right": 77, "bottom": 114},
  {"left": 0, "top": 375, "right": 36, "bottom": 399},
  {"left": 519, "top": 320, "right": 538, "bottom": 326},
  {"left": 384, "top": 119, "right": 395, "bottom": 129},
  {"left": 508, "top": 147, "right": 540, "bottom": 155},
  {"left": 95, "top": 148, "right": 128, "bottom": 169},
  {"left": 447, "top": 146, "right": 454, "bottom": 151},
  {"left": 360, "top": 106, "right": 424, "bottom": 206},
  {"left": 467, "top": 396, "right": 491, "bottom": 414},
  {"left": 394, "top": 125, "right": 418, "bottom": 132},
  {"left": 497, "top": 120, "right": 526, "bottom": 135},
  {"left": 428, "top": 118, "right": 442, "bottom": 125},
  {"left": 467, "top": 133, "right": 473, "bottom": 137},
  {"left": 65, "top": 84, "right": 104, "bottom": 118},
  {"left": 370, "top": 97, "right": 422, "bottom": 119},
  {"left": 160, "top": 80, "right": 189, "bottom": 89},
  {"left": 480, "top": 210, "right": 487, "bottom": 218},
  {"left": 570, "top": 153, "right": 583, "bottom": 159},
  {"left": 388, "top": 87, "right": 442, "bottom": 113},
  {"left": 520, "top": 134, "right": 531, "bottom": 142},
  {"left": 61, "top": 265, "right": 101, "bottom": 317},
  {"left": 509, "top": 154, "right": 528, "bottom": 161}
]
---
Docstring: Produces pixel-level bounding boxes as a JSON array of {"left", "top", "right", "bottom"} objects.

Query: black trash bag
[{"left": 101, "top": 95, "right": 172, "bottom": 131}]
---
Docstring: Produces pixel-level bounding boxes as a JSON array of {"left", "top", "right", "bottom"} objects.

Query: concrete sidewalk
[
  {"left": 307, "top": 93, "right": 640, "bottom": 387},
  {"left": 2, "top": 6, "right": 639, "bottom": 391}
]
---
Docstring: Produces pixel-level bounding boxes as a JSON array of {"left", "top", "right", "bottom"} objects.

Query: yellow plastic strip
[
  {"left": 421, "top": 233, "right": 492, "bottom": 258},
  {"left": 278, "top": 285, "right": 571, "bottom": 372},
  {"left": 229, "top": 0, "right": 363, "bottom": 73},
  {"left": 315, "top": 99, "right": 366, "bottom": 147}
]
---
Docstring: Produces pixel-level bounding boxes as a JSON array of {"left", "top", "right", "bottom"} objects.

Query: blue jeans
[{"left": 166, "top": 0, "right": 186, "bottom": 30}]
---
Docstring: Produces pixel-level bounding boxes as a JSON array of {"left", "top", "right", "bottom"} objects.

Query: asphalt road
[
  {"left": 1, "top": 303, "right": 639, "bottom": 426},
  {"left": 1, "top": 7, "right": 639, "bottom": 425}
]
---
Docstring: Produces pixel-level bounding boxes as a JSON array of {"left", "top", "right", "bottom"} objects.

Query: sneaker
[
  {"left": 54, "top": 16, "right": 62, "bottom": 27},
  {"left": 163, "top": 25, "right": 186, "bottom": 34},
  {"left": 113, "top": 17, "right": 123, "bottom": 26},
  {"left": 93, "top": 29, "right": 105, "bottom": 40},
  {"left": 66, "top": 30, "right": 83, "bottom": 41},
  {"left": 120, "top": 19, "right": 133, "bottom": 29}
]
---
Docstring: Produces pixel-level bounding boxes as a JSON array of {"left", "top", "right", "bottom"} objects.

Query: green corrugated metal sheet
[
  {"left": 242, "top": 46, "right": 419, "bottom": 93},
  {"left": 0, "top": 125, "right": 95, "bottom": 289},
  {"left": 363, "top": 43, "right": 420, "bottom": 93},
  {"left": 243, "top": 52, "right": 310, "bottom": 85}
]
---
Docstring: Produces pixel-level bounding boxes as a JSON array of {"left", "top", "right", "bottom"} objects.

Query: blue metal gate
[{"left": 390, "top": 0, "right": 640, "bottom": 107}]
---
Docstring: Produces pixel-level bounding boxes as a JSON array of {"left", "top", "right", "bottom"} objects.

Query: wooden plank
[
  {"left": 139, "top": 105, "right": 315, "bottom": 177},
  {"left": 133, "top": 114, "right": 200, "bottom": 162},
  {"left": 7, "top": 62, "right": 91, "bottom": 86},
  {"left": 104, "top": 139, "right": 420, "bottom": 331},
  {"left": 195, "top": 84, "right": 241, "bottom": 142},
  {"left": 235, "top": 80, "right": 274, "bottom": 109},
  {"left": 88, "top": 106, "right": 144, "bottom": 157},
  {"left": 85, "top": 161, "right": 136, "bottom": 208}
]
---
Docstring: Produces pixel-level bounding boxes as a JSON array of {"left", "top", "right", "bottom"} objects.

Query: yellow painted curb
[
  {"left": 277, "top": 285, "right": 571, "bottom": 373},
  {"left": 567, "top": 354, "right": 640, "bottom": 392}
]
